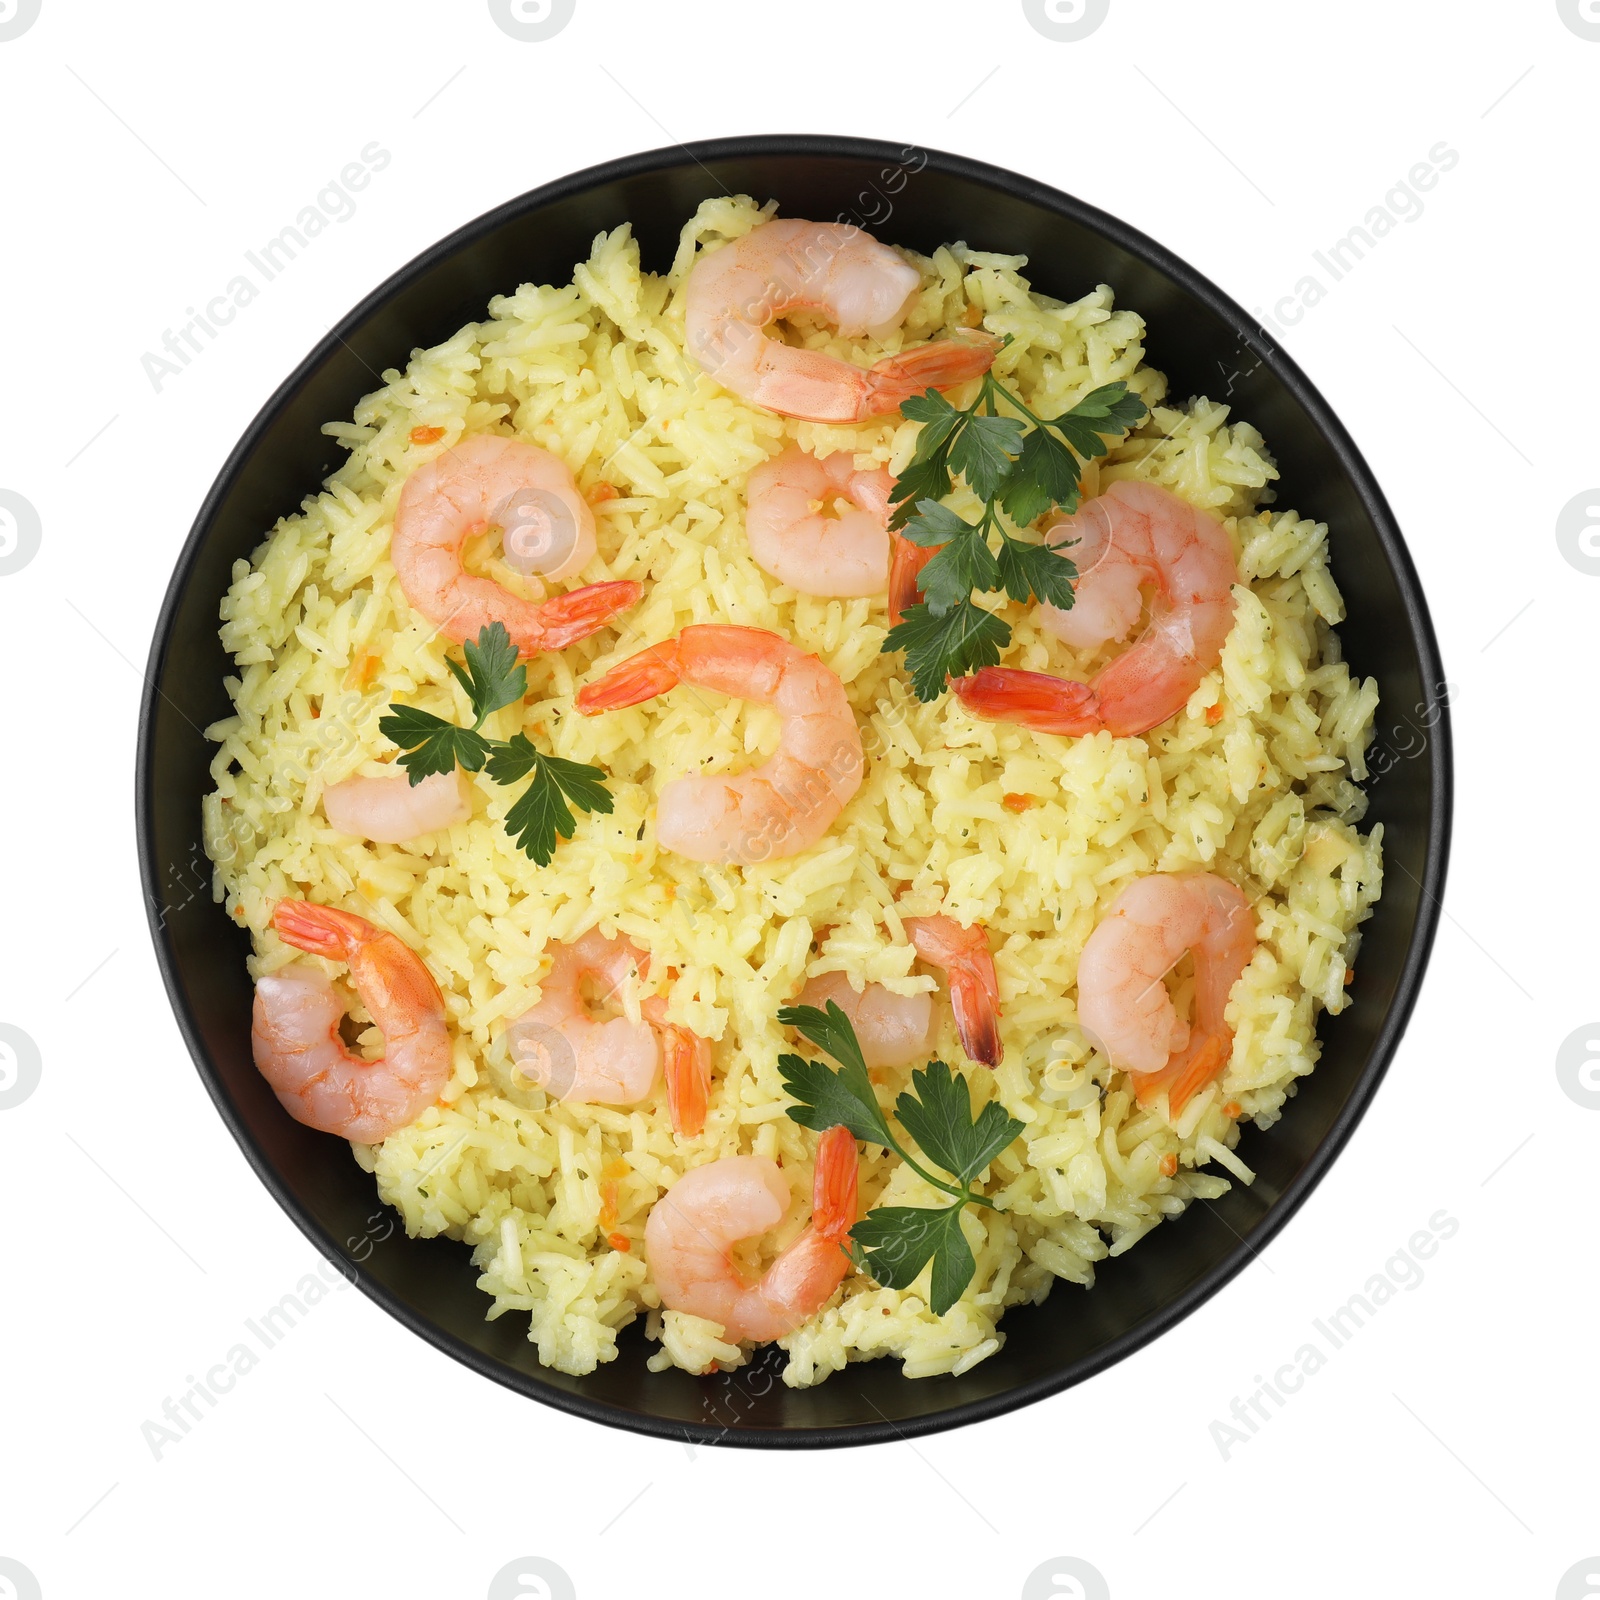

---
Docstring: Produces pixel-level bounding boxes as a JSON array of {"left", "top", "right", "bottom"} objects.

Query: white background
[{"left": 1, "top": 2, "right": 1595, "bottom": 1596}]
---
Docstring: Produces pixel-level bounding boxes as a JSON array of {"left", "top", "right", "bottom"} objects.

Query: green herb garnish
[
  {"left": 777, "top": 1001, "right": 1025, "bottom": 1315},
  {"left": 882, "top": 373, "right": 1147, "bottom": 702},
  {"left": 378, "top": 621, "right": 612, "bottom": 866}
]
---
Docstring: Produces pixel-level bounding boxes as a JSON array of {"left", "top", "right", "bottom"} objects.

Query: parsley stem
[{"left": 869, "top": 1122, "right": 1004, "bottom": 1211}]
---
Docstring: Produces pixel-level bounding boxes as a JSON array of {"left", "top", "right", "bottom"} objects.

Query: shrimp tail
[
  {"left": 271, "top": 899, "right": 365, "bottom": 959},
  {"left": 950, "top": 666, "right": 1103, "bottom": 737},
  {"left": 575, "top": 641, "right": 685, "bottom": 714},
  {"left": 521, "top": 579, "right": 643, "bottom": 653},
  {"left": 661, "top": 1023, "right": 711, "bottom": 1138},
  {"left": 811, "top": 1124, "right": 858, "bottom": 1245},
  {"left": 1134, "top": 1032, "right": 1229, "bottom": 1116},
  {"left": 861, "top": 333, "right": 1000, "bottom": 417},
  {"left": 888, "top": 531, "right": 937, "bottom": 624},
  {"left": 906, "top": 915, "right": 1004, "bottom": 1067},
  {"left": 948, "top": 973, "right": 1003, "bottom": 1068}
]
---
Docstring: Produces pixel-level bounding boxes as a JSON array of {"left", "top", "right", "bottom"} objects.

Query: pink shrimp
[
  {"left": 644, "top": 1125, "right": 858, "bottom": 1342},
  {"left": 794, "top": 970, "right": 937, "bottom": 1069},
  {"left": 321, "top": 768, "right": 471, "bottom": 843},
  {"left": 744, "top": 447, "right": 893, "bottom": 596},
  {"left": 888, "top": 530, "right": 937, "bottom": 625},
  {"left": 391, "top": 434, "right": 640, "bottom": 656},
  {"left": 950, "top": 481, "right": 1239, "bottom": 737},
  {"left": 251, "top": 901, "right": 451, "bottom": 1141},
  {"left": 902, "top": 916, "right": 1003, "bottom": 1068},
  {"left": 1076, "top": 872, "right": 1256, "bottom": 1116},
  {"left": 575, "top": 625, "right": 864, "bottom": 865},
  {"left": 508, "top": 929, "right": 712, "bottom": 1135},
  {"left": 684, "top": 217, "right": 998, "bottom": 422}
]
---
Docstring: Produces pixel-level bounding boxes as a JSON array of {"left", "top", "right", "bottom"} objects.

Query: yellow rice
[{"left": 203, "top": 196, "right": 1383, "bottom": 1385}]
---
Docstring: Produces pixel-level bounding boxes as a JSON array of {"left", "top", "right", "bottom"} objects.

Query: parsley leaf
[
  {"left": 540, "top": 751, "right": 615, "bottom": 816},
  {"left": 1046, "top": 383, "right": 1149, "bottom": 462},
  {"left": 894, "top": 1060, "right": 1024, "bottom": 1187},
  {"left": 881, "top": 371, "right": 1146, "bottom": 702},
  {"left": 898, "top": 498, "right": 976, "bottom": 551},
  {"left": 948, "top": 411, "right": 1023, "bottom": 502},
  {"left": 779, "top": 1004, "right": 1020, "bottom": 1315},
  {"left": 501, "top": 768, "right": 575, "bottom": 867},
  {"left": 377, "top": 705, "right": 494, "bottom": 781},
  {"left": 995, "top": 538, "right": 1078, "bottom": 610},
  {"left": 999, "top": 425, "right": 1081, "bottom": 527},
  {"left": 776, "top": 1053, "right": 889, "bottom": 1149},
  {"left": 917, "top": 529, "right": 1001, "bottom": 615},
  {"left": 381, "top": 626, "right": 612, "bottom": 865},
  {"left": 491, "top": 736, "right": 613, "bottom": 867},
  {"left": 899, "top": 389, "right": 965, "bottom": 458},
  {"left": 778, "top": 1001, "right": 872, "bottom": 1081},
  {"left": 450, "top": 621, "right": 526, "bottom": 723},
  {"left": 848, "top": 1204, "right": 975, "bottom": 1314},
  {"left": 883, "top": 600, "right": 1010, "bottom": 702}
]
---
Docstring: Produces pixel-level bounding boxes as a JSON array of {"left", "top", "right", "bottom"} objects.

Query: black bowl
[{"left": 138, "top": 135, "right": 1450, "bottom": 1447}]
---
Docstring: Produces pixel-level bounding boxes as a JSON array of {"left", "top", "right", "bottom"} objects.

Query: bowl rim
[{"left": 137, "top": 132, "right": 1453, "bottom": 1448}]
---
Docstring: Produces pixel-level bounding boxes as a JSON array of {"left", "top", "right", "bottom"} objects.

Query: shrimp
[
  {"left": 508, "top": 929, "right": 660, "bottom": 1105},
  {"left": 322, "top": 768, "right": 471, "bottom": 843},
  {"left": 251, "top": 900, "right": 451, "bottom": 1141},
  {"left": 644, "top": 1125, "right": 858, "bottom": 1342},
  {"left": 391, "top": 434, "right": 641, "bottom": 656},
  {"left": 902, "top": 916, "right": 1003, "bottom": 1067},
  {"left": 509, "top": 930, "right": 713, "bottom": 1134},
  {"left": 744, "top": 447, "right": 892, "bottom": 596},
  {"left": 950, "top": 481, "right": 1240, "bottom": 737},
  {"left": 575, "top": 625, "right": 864, "bottom": 865},
  {"left": 684, "top": 217, "right": 998, "bottom": 422},
  {"left": 888, "top": 530, "right": 936, "bottom": 625},
  {"left": 795, "top": 970, "right": 936, "bottom": 1069},
  {"left": 1075, "top": 872, "right": 1256, "bottom": 1116}
]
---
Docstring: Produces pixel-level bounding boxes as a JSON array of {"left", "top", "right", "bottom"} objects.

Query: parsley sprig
[
  {"left": 777, "top": 1001, "right": 1024, "bottom": 1315},
  {"left": 377, "top": 621, "right": 612, "bottom": 866},
  {"left": 883, "top": 373, "right": 1148, "bottom": 701}
]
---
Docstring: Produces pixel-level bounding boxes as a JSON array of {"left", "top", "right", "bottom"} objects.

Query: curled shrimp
[
  {"left": 644, "top": 1125, "right": 858, "bottom": 1342},
  {"left": 391, "top": 434, "right": 641, "bottom": 656},
  {"left": 902, "top": 916, "right": 1002, "bottom": 1068},
  {"left": 794, "top": 970, "right": 937, "bottom": 1069},
  {"left": 576, "top": 624, "right": 864, "bottom": 865},
  {"left": 684, "top": 218, "right": 998, "bottom": 422},
  {"left": 1076, "top": 872, "right": 1256, "bottom": 1116},
  {"left": 744, "top": 447, "right": 892, "bottom": 597},
  {"left": 322, "top": 768, "right": 471, "bottom": 843},
  {"left": 950, "top": 481, "right": 1239, "bottom": 737},
  {"left": 251, "top": 900, "right": 451, "bottom": 1141},
  {"left": 508, "top": 929, "right": 712, "bottom": 1135}
]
